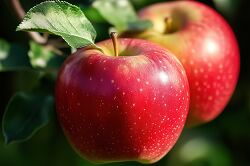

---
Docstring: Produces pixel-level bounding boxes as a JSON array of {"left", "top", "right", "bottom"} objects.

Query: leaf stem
[{"left": 110, "top": 32, "right": 119, "bottom": 57}]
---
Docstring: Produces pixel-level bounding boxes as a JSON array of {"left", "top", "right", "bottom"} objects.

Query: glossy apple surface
[
  {"left": 132, "top": 1, "right": 240, "bottom": 126},
  {"left": 56, "top": 39, "right": 189, "bottom": 163}
]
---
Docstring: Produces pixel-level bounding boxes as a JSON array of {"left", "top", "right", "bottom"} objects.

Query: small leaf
[
  {"left": 80, "top": 6, "right": 106, "bottom": 23},
  {"left": 0, "top": 38, "right": 10, "bottom": 60},
  {"left": 127, "top": 20, "right": 153, "bottom": 32},
  {"left": 130, "top": 0, "right": 167, "bottom": 9},
  {"left": 93, "top": 0, "right": 152, "bottom": 32},
  {"left": 17, "top": 1, "right": 97, "bottom": 49},
  {"left": 2, "top": 92, "right": 54, "bottom": 144},
  {"left": 28, "top": 42, "right": 64, "bottom": 69},
  {"left": 0, "top": 38, "right": 31, "bottom": 71},
  {"left": 213, "top": 0, "right": 240, "bottom": 18}
]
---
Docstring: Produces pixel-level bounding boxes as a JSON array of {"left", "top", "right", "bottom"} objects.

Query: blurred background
[{"left": 0, "top": 0, "right": 250, "bottom": 166}]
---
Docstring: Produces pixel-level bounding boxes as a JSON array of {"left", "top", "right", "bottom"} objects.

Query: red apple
[
  {"left": 56, "top": 37, "right": 189, "bottom": 163},
  {"left": 128, "top": 1, "right": 240, "bottom": 126}
]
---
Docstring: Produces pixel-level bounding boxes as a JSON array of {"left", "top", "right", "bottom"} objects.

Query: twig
[
  {"left": 6, "top": 0, "right": 66, "bottom": 55},
  {"left": 9, "top": 0, "right": 47, "bottom": 44}
]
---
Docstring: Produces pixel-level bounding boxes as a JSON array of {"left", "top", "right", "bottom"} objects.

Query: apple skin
[
  {"left": 56, "top": 39, "right": 189, "bottom": 163},
  {"left": 129, "top": 1, "right": 240, "bottom": 126}
]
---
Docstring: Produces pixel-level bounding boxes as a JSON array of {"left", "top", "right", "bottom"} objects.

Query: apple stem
[
  {"left": 164, "top": 17, "right": 173, "bottom": 33},
  {"left": 110, "top": 32, "right": 119, "bottom": 57}
]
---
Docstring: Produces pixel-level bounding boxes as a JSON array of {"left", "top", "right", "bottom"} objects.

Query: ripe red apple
[
  {"left": 56, "top": 37, "right": 189, "bottom": 163},
  {"left": 126, "top": 1, "right": 240, "bottom": 126}
]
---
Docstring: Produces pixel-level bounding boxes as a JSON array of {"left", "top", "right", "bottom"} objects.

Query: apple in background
[
  {"left": 56, "top": 36, "right": 190, "bottom": 163},
  {"left": 126, "top": 1, "right": 240, "bottom": 126}
]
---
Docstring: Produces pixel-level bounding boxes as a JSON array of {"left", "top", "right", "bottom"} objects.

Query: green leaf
[
  {"left": 28, "top": 42, "right": 64, "bottom": 69},
  {"left": 0, "top": 38, "right": 10, "bottom": 60},
  {"left": 2, "top": 92, "right": 54, "bottom": 144},
  {"left": 127, "top": 20, "right": 153, "bottom": 32},
  {"left": 80, "top": 6, "right": 106, "bottom": 23},
  {"left": 0, "top": 38, "right": 31, "bottom": 71},
  {"left": 130, "top": 0, "right": 168, "bottom": 9},
  {"left": 93, "top": 0, "right": 152, "bottom": 32},
  {"left": 213, "top": 0, "right": 240, "bottom": 18},
  {"left": 17, "top": 1, "right": 97, "bottom": 49}
]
